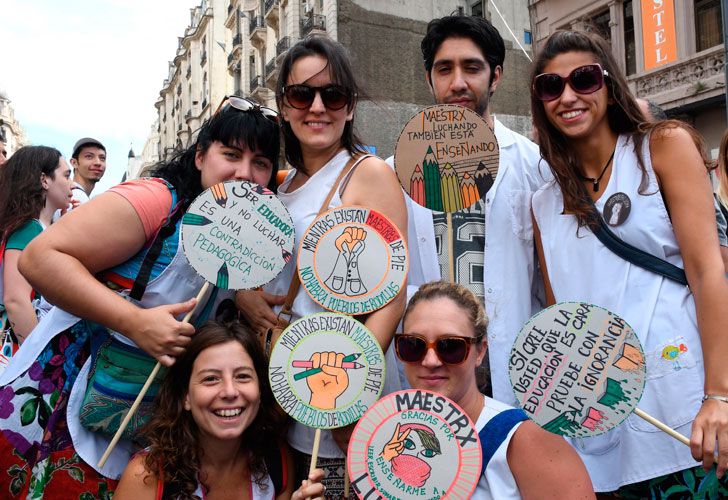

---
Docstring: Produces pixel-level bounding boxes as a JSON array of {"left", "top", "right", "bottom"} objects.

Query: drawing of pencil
[
  {"left": 182, "top": 213, "right": 213, "bottom": 226},
  {"left": 211, "top": 182, "right": 228, "bottom": 207},
  {"left": 292, "top": 361, "right": 364, "bottom": 369},
  {"left": 460, "top": 172, "right": 480, "bottom": 208},
  {"left": 440, "top": 163, "right": 463, "bottom": 212},
  {"left": 422, "top": 146, "right": 443, "bottom": 211},
  {"left": 293, "top": 353, "right": 362, "bottom": 381},
  {"left": 410, "top": 164, "right": 425, "bottom": 206}
]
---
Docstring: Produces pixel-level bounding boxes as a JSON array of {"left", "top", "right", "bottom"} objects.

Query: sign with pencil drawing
[
  {"left": 181, "top": 180, "right": 294, "bottom": 289},
  {"left": 268, "top": 312, "right": 385, "bottom": 430},
  {"left": 508, "top": 302, "right": 646, "bottom": 438},
  {"left": 393, "top": 104, "right": 499, "bottom": 213}
]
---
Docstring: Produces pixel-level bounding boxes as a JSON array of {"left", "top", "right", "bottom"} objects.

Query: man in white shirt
[
  {"left": 399, "top": 15, "right": 549, "bottom": 403},
  {"left": 69, "top": 137, "right": 107, "bottom": 204}
]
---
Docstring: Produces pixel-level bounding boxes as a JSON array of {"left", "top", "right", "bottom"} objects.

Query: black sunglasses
[
  {"left": 533, "top": 64, "right": 609, "bottom": 102},
  {"left": 216, "top": 95, "right": 279, "bottom": 122},
  {"left": 281, "top": 84, "right": 354, "bottom": 111},
  {"left": 395, "top": 333, "right": 483, "bottom": 365}
]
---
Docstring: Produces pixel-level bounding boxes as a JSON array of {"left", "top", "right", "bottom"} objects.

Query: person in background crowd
[
  {"left": 398, "top": 15, "right": 548, "bottom": 400},
  {"left": 69, "top": 137, "right": 107, "bottom": 204},
  {"left": 115, "top": 321, "right": 324, "bottom": 499},
  {"left": 0, "top": 146, "right": 72, "bottom": 366},
  {"left": 530, "top": 29, "right": 728, "bottom": 497},
  {"left": 396, "top": 281, "right": 594, "bottom": 499},
  {"left": 236, "top": 36, "right": 407, "bottom": 497},
  {"left": 0, "top": 99, "right": 280, "bottom": 497},
  {"left": 714, "top": 129, "right": 728, "bottom": 271}
]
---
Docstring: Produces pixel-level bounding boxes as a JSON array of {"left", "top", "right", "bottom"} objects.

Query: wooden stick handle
[
  {"left": 97, "top": 282, "right": 211, "bottom": 468},
  {"left": 446, "top": 212, "right": 454, "bottom": 282},
  {"left": 633, "top": 407, "right": 690, "bottom": 446},
  {"left": 305, "top": 428, "right": 323, "bottom": 500},
  {"left": 344, "top": 464, "right": 350, "bottom": 499}
]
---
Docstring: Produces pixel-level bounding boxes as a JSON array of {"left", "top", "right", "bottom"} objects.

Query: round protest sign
[
  {"left": 180, "top": 181, "right": 294, "bottom": 290},
  {"left": 509, "top": 302, "right": 646, "bottom": 438},
  {"left": 393, "top": 104, "right": 499, "bottom": 213},
  {"left": 348, "top": 389, "right": 482, "bottom": 500},
  {"left": 268, "top": 312, "right": 385, "bottom": 430},
  {"left": 297, "top": 206, "right": 407, "bottom": 315}
]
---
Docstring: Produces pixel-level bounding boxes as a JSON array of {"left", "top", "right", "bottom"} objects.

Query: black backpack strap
[
  {"left": 129, "top": 202, "right": 186, "bottom": 301},
  {"left": 263, "top": 443, "right": 286, "bottom": 494},
  {"left": 590, "top": 207, "right": 688, "bottom": 286}
]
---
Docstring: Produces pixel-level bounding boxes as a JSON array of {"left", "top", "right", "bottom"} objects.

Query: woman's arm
[
  {"left": 650, "top": 125, "right": 728, "bottom": 477},
  {"left": 3, "top": 249, "right": 37, "bottom": 342},
  {"left": 114, "top": 454, "right": 158, "bottom": 500},
  {"left": 508, "top": 421, "right": 595, "bottom": 499},
  {"left": 19, "top": 193, "right": 196, "bottom": 366},
  {"left": 342, "top": 156, "right": 408, "bottom": 349},
  {"left": 532, "top": 212, "right": 556, "bottom": 306}
]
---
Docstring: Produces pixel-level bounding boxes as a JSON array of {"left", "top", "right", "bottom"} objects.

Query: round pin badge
[
  {"left": 348, "top": 389, "right": 482, "bottom": 499},
  {"left": 297, "top": 206, "right": 408, "bottom": 315},
  {"left": 602, "top": 192, "right": 631, "bottom": 227},
  {"left": 393, "top": 104, "right": 499, "bottom": 212},
  {"left": 180, "top": 180, "right": 295, "bottom": 290},
  {"left": 268, "top": 312, "right": 386, "bottom": 430},
  {"left": 509, "top": 302, "right": 646, "bottom": 438}
]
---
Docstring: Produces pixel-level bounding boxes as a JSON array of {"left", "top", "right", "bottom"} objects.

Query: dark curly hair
[
  {"left": 141, "top": 321, "right": 286, "bottom": 499},
  {"left": 276, "top": 36, "right": 365, "bottom": 172},
  {"left": 151, "top": 103, "right": 280, "bottom": 211},
  {"left": 0, "top": 145, "right": 63, "bottom": 239}
]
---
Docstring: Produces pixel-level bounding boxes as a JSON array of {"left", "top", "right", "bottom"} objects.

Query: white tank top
[
  {"left": 265, "top": 150, "right": 402, "bottom": 458},
  {"left": 532, "top": 133, "right": 703, "bottom": 491}
]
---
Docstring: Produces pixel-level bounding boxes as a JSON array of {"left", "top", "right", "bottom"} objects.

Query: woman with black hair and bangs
[
  {"left": 0, "top": 99, "right": 282, "bottom": 497},
  {"left": 530, "top": 29, "right": 728, "bottom": 498}
]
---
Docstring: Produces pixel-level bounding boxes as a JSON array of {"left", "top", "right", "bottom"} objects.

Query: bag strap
[
  {"left": 589, "top": 205, "right": 688, "bottom": 286},
  {"left": 129, "top": 201, "right": 186, "bottom": 301},
  {"left": 478, "top": 408, "right": 528, "bottom": 476},
  {"left": 278, "top": 154, "right": 372, "bottom": 318}
]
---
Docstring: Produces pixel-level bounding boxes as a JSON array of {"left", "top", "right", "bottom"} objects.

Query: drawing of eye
[
  {"left": 420, "top": 448, "right": 437, "bottom": 458},
  {"left": 404, "top": 439, "right": 415, "bottom": 450}
]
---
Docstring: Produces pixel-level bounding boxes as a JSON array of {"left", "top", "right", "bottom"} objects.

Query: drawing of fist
[
  {"left": 307, "top": 352, "right": 350, "bottom": 410},
  {"left": 325, "top": 227, "right": 368, "bottom": 296}
]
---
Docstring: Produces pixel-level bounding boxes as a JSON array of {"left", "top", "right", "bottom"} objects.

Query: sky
[{"left": 1, "top": 0, "right": 198, "bottom": 194}]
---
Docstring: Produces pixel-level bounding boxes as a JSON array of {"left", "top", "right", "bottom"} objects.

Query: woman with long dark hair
[
  {"left": 236, "top": 36, "right": 407, "bottom": 496},
  {"left": 530, "top": 30, "right": 728, "bottom": 497},
  {"left": 0, "top": 99, "right": 281, "bottom": 497},
  {"left": 0, "top": 146, "right": 72, "bottom": 359},
  {"left": 115, "top": 321, "right": 325, "bottom": 499}
]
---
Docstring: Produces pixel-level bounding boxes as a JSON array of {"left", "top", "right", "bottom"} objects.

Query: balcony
[
  {"left": 628, "top": 45, "right": 725, "bottom": 110},
  {"left": 249, "top": 16, "right": 266, "bottom": 48},
  {"left": 265, "top": 58, "right": 278, "bottom": 88},
  {"left": 301, "top": 14, "right": 325, "bottom": 37},
  {"left": 225, "top": 0, "right": 237, "bottom": 28},
  {"left": 249, "top": 74, "right": 272, "bottom": 102},
  {"left": 232, "top": 33, "right": 242, "bottom": 48},
  {"left": 250, "top": 74, "right": 263, "bottom": 92},
  {"left": 264, "top": 0, "right": 279, "bottom": 30},
  {"left": 200, "top": 50, "right": 207, "bottom": 67},
  {"left": 276, "top": 36, "right": 292, "bottom": 61}
]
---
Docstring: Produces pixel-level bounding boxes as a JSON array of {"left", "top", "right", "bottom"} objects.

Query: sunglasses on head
[
  {"left": 216, "top": 95, "right": 279, "bottom": 123},
  {"left": 395, "top": 333, "right": 483, "bottom": 365},
  {"left": 281, "top": 84, "right": 353, "bottom": 111},
  {"left": 533, "top": 63, "right": 609, "bottom": 101}
]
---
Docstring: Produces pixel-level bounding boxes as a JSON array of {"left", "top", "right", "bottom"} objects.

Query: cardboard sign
[
  {"left": 509, "top": 302, "right": 646, "bottom": 438},
  {"left": 297, "top": 206, "right": 407, "bottom": 315},
  {"left": 394, "top": 104, "right": 499, "bottom": 213},
  {"left": 348, "top": 389, "right": 482, "bottom": 499},
  {"left": 268, "top": 312, "right": 385, "bottom": 429},
  {"left": 180, "top": 181, "right": 294, "bottom": 290}
]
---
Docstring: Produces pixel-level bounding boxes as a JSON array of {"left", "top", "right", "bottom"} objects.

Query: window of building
[
  {"left": 586, "top": 10, "right": 611, "bottom": 44},
  {"left": 624, "top": 0, "right": 636, "bottom": 75},
  {"left": 695, "top": 0, "right": 723, "bottom": 52},
  {"left": 524, "top": 30, "right": 532, "bottom": 45},
  {"left": 471, "top": 0, "right": 483, "bottom": 18}
]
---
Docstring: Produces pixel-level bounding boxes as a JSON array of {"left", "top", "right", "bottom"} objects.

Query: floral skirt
[{"left": 0, "top": 321, "right": 118, "bottom": 499}]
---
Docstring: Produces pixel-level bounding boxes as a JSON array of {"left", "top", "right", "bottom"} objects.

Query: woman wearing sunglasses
[
  {"left": 530, "top": 30, "right": 728, "bottom": 497},
  {"left": 397, "top": 281, "right": 594, "bottom": 499},
  {"left": 0, "top": 100, "right": 280, "bottom": 496},
  {"left": 236, "top": 36, "right": 407, "bottom": 496}
]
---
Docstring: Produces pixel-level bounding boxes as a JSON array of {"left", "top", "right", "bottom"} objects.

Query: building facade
[
  {"left": 146, "top": 0, "right": 534, "bottom": 172},
  {"left": 0, "top": 90, "right": 28, "bottom": 156},
  {"left": 529, "top": 0, "right": 726, "bottom": 155}
]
